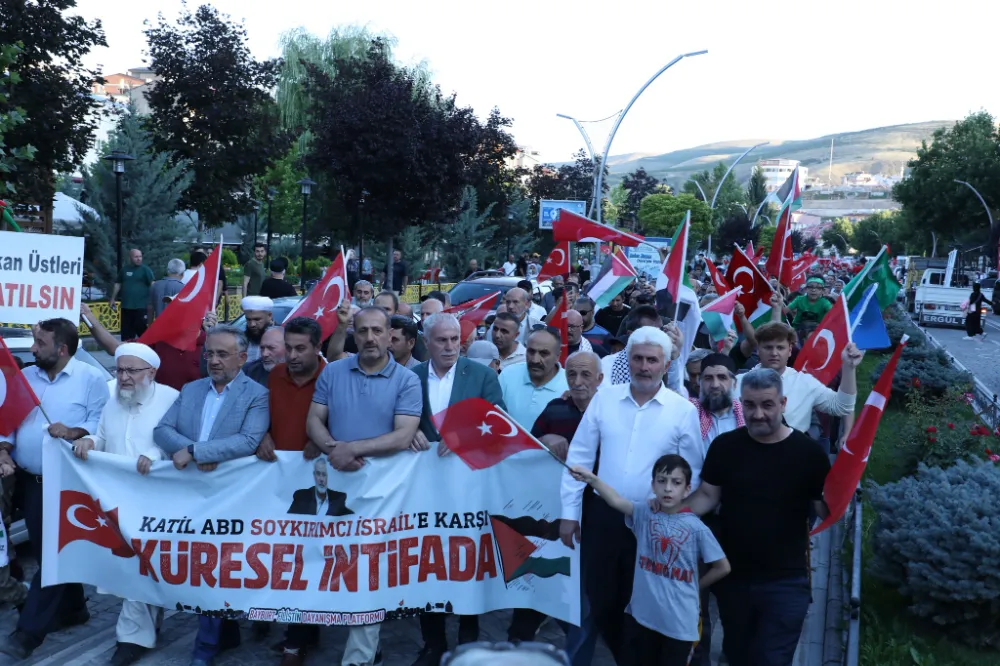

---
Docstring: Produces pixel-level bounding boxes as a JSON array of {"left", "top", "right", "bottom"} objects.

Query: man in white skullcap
[
  {"left": 71, "top": 343, "right": 180, "bottom": 665},
  {"left": 240, "top": 295, "right": 274, "bottom": 362}
]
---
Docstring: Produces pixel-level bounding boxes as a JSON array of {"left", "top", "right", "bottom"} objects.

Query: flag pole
[{"left": 496, "top": 404, "right": 575, "bottom": 471}]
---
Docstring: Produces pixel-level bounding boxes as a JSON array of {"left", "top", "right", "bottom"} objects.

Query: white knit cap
[
  {"left": 115, "top": 342, "right": 161, "bottom": 369},
  {"left": 241, "top": 295, "right": 274, "bottom": 312}
]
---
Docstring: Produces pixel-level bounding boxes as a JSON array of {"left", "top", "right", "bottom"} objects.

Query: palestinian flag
[
  {"left": 490, "top": 515, "right": 571, "bottom": 583},
  {"left": 701, "top": 288, "right": 742, "bottom": 350},
  {"left": 843, "top": 245, "right": 901, "bottom": 311},
  {"left": 656, "top": 211, "right": 701, "bottom": 370},
  {"left": 774, "top": 166, "right": 802, "bottom": 211},
  {"left": 585, "top": 247, "right": 637, "bottom": 308}
]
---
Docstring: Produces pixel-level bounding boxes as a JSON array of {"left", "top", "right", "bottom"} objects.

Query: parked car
[
  {"left": 446, "top": 275, "right": 553, "bottom": 316},
  {"left": 228, "top": 296, "right": 303, "bottom": 329},
  {"left": 1, "top": 328, "right": 114, "bottom": 546}
]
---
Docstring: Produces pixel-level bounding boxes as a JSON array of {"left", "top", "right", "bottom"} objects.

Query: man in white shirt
[
  {"left": 0, "top": 318, "right": 109, "bottom": 660},
  {"left": 502, "top": 254, "right": 517, "bottom": 276},
  {"left": 491, "top": 312, "right": 527, "bottom": 370},
  {"left": 72, "top": 343, "right": 179, "bottom": 666},
  {"left": 499, "top": 328, "right": 569, "bottom": 431},
  {"left": 736, "top": 322, "right": 860, "bottom": 434},
  {"left": 560, "top": 326, "right": 702, "bottom": 663},
  {"left": 599, "top": 305, "right": 685, "bottom": 394}
]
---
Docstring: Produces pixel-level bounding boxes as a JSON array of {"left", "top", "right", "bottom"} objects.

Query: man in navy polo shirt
[{"left": 306, "top": 306, "right": 422, "bottom": 666}]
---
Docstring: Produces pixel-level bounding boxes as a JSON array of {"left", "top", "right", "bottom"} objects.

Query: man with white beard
[{"left": 72, "top": 343, "right": 180, "bottom": 666}]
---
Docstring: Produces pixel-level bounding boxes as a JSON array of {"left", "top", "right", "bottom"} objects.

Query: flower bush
[
  {"left": 876, "top": 345, "right": 972, "bottom": 404},
  {"left": 868, "top": 459, "right": 1000, "bottom": 648}
]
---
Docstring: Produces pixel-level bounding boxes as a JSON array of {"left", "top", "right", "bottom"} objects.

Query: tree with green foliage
[
  {"left": 439, "top": 187, "right": 495, "bottom": 280},
  {"left": 620, "top": 167, "right": 661, "bottom": 228},
  {"left": 0, "top": 43, "right": 36, "bottom": 198},
  {"left": 821, "top": 217, "right": 854, "bottom": 254},
  {"left": 852, "top": 211, "right": 903, "bottom": 256},
  {"left": 525, "top": 150, "right": 607, "bottom": 224},
  {"left": 757, "top": 224, "right": 777, "bottom": 253},
  {"left": 637, "top": 193, "right": 712, "bottom": 247},
  {"left": 253, "top": 147, "right": 309, "bottom": 238},
  {"left": 745, "top": 166, "right": 768, "bottom": 219},
  {"left": 715, "top": 213, "right": 759, "bottom": 253},
  {"left": 684, "top": 162, "right": 746, "bottom": 227},
  {"left": 144, "top": 4, "right": 290, "bottom": 227},
  {"left": 73, "top": 106, "right": 192, "bottom": 292},
  {"left": 1, "top": 1, "right": 105, "bottom": 206},
  {"left": 893, "top": 111, "right": 1000, "bottom": 257}
]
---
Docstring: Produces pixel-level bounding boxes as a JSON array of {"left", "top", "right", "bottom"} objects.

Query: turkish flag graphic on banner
[
  {"left": 139, "top": 241, "right": 223, "bottom": 351},
  {"left": 0, "top": 337, "right": 39, "bottom": 434},
  {"left": 58, "top": 489, "right": 135, "bottom": 558},
  {"left": 537, "top": 241, "right": 571, "bottom": 281},
  {"left": 284, "top": 250, "right": 348, "bottom": 341},
  {"left": 794, "top": 293, "right": 852, "bottom": 385},
  {"left": 433, "top": 398, "right": 543, "bottom": 470},
  {"left": 704, "top": 257, "right": 730, "bottom": 294},
  {"left": 552, "top": 209, "right": 645, "bottom": 247},
  {"left": 812, "top": 336, "right": 908, "bottom": 535},
  {"left": 443, "top": 291, "right": 501, "bottom": 329}
]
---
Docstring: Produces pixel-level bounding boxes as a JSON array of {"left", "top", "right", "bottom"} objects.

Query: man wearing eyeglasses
[
  {"left": 71, "top": 342, "right": 179, "bottom": 666},
  {"left": 573, "top": 296, "right": 609, "bottom": 347},
  {"left": 154, "top": 325, "right": 270, "bottom": 666}
]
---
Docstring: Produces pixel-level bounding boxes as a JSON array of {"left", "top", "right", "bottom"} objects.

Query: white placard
[{"left": 0, "top": 231, "right": 84, "bottom": 324}]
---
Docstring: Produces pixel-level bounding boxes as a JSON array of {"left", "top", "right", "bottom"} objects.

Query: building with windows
[{"left": 757, "top": 158, "right": 808, "bottom": 192}]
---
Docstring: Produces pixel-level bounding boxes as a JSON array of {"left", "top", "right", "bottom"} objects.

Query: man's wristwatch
[{"left": 187, "top": 444, "right": 196, "bottom": 460}]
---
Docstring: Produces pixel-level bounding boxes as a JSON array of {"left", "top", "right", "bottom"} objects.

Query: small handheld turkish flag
[
  {"left": 432, "top": 398, "right": 543, "bottom": 470},
  {"left": 284, "top": 250, "right": 348, "bottom": 341},
  {"left": 140, "top": 240, "right": 223, "bottom": 351},
  {"left": 703, "top": 257, "right": 730, "bottom": 294},
  {"left": 537, "top": 241, "right": 570, "bottom": 281},
  {"left": 811, "top": 335, "right": 908, "bottom": 535},
  {"left": 58, "top": 489, "right": 135, "bottom": 558},
  {"left": 0, "top": 337, "right": 39, "bottom": 434},
  {"left": 794, "top": 293, "right": 852, "bottom": 385},
  {"left": 443, "top": 291, "right": 501, "bottom": 329},
  {"left": 552, "top": 209, "right": 645, "bottom": 247}
]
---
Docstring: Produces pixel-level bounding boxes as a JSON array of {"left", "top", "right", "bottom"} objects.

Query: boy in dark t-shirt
[{"left": 572, "top": 455, "right": 730, "bottom": 666}]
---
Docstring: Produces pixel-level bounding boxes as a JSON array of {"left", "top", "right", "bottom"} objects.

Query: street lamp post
[
  {"left": 297, "top": 178, "right": 316, "bottom": 291},
  {"left": 954, "top": 179, "right": 997, "bottom": 267},
  {"left": 506, "top": 212, "right": 514, "bottom": 258},
  {"left": 102, "top": 149, "right": 135, "bottom": 275},
  {"left": 265, "top": 187, "right": 276, "bottom": 266},
  {"left": 252, "top": 200, "right": 261, "bottom": 245},
  {"left": 705, "top": 141, "right": 769, "bottom": 256}
]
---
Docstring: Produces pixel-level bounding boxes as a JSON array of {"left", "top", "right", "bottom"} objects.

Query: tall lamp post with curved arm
[{"left": 954, "top": 179, "right": 997, "bottom": 269}]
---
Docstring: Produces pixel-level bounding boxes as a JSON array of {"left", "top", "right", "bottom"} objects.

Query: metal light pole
[
  {"left": 265, "top": 187, "right": 276, "bottom": 266},
  {"left": 297, "top": 178, "right": 316, "bottom": 290},
  {"left": 555, "top": 113, "right": 603, "bottom": 213},
  {"left": 102, "top": 149, "right": 134, "bottom": 275},
  {"left": 506, "top": 212, "right": 514, "bottom": 257},
  {"left": 252, "top": 200, "right": 261, "bottom": 245},
  {"left": 691, "top": 180, "right": 708, "bottom": 204},
  {"left": 751, "top": 198, "right": 770, "bottom": 227},
  {"left": 558, "top": 50, "right": 707, "bottom": 225},
  {"left": 705, "top": 141, "right": 769, "bottom": 256}
]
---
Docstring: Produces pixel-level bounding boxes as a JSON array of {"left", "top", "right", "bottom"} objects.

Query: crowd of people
[{"left": 0, "top": 244, "right": 871, "bottom": 666}]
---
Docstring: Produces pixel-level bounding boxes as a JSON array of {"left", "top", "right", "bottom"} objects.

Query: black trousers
[
  {"left": 582, "top": 496, "right": 637, "bottom": 663},
  {"left": 623, "top": 615, "right": 694, "bottom": 666},
  {"left": 16, "top": 471, "right": 87, "bottom": 646},
  {"left": 120, "top": 308, "right": 147, "bottom": 341},
  {"left": 285, "top": 623, "right": 320, "bottom": 651},
  {"left": 419, "top": 613, "right": 479, "bottom": 651}
]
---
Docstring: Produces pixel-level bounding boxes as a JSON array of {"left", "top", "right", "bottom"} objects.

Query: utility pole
[{"left": 828, "top": 138, "right": 834, "bottom": 186}]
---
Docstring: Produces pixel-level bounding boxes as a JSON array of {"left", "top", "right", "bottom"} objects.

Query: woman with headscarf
[{"left": 964, "top": 282, "right": 987, "bottom": 340}]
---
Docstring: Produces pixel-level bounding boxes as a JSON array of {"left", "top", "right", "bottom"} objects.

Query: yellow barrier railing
[{"left": 3, "top": 284, "right": 458, "bottom": 336}]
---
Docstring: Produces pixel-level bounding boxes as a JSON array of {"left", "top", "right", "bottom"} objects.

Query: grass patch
[{"left": 856, "top": 353, "right": 997, "bottom": 665}]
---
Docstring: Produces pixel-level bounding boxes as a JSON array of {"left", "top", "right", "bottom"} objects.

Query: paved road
[{"left": 917, "top": 312, "right": 1000, "bottom": 397}]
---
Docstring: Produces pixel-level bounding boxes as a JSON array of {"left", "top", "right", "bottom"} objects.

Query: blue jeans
[
  {"left": 713, "top": 575, "right": 811, "bottom": 666},
  {"left": 193, "top": 616, "right": 222, "bottom": 661},
  {"left": 561, "top": 590, "right": 598, "bottom": 666}
]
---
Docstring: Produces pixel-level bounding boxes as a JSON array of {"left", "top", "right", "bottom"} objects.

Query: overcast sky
[{"left": 74, "top": 0, "right": 999, "bottom": 163}]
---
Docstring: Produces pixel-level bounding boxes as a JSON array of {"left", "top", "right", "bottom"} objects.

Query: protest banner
[
  {"left": 0, "top": 231, "right": 85, "bottom": 324},
  {"left": 42, "top": 439, "right": 580, "bottom": 626}
]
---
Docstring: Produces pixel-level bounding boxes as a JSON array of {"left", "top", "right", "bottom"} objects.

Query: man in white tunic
[{"left": 72, "top": 343, "right": 180, "bottom": 666}]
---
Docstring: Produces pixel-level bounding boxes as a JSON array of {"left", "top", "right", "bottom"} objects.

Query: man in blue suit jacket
[
  {"left": 408, "top": 313, "right": 505, "bottom": 666},
  {"left": 154, "top": 325, "right": 269, "bottom": 666}
]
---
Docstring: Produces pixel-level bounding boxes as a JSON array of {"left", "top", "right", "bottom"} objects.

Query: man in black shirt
[
  {"left": 682, "top": 367, "right": 830, "bottom": 666},
  {"left": 259, "top": 259, "right": 298, "bottom": 299},
  {"left": 385, "top": 250, "right": 409, "bottom": 293},
  {"left": 594, "top": 293, "right": 630, "bottom": 336}
]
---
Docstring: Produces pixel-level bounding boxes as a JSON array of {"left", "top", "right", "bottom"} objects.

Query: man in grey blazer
[
  {"left": 154, "top": 325, "right": 269, "bottom": 666},
  {"left": 407, "top": 312, "right": 505, "bottom": 666}
]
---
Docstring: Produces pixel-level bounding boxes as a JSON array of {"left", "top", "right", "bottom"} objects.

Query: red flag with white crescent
[
  {"left": 0, "top": 337, "right": 40, "bottom": 434},
  {"left": 725, "top": 244, "right": 773, "bottom": 327},
  {"left": 704, "top": 257, "right": 730, "bottom": 294},
  {"left": 432, "top": 398, "right": 544, "bottom": 470},
  {"left": 537, "top": 241, "right": 570, "bottom": 281},
  {"left": 443, "top": 291, "right": 501, "bottom": 329},
  {"left": 139, "top": 240, "right": 223, "bottom": 351},
  {"left": 284, "top": 251, "right": 348, "bottom": 341},
  {"left": 552, "top": 209, "right": 645, "bottom": 247},
  {"left": 793, "top": 293, "right": 852, "bottom": 385},
  {"left": 811, "top": 335, "right": 909, "bottom": 535}
]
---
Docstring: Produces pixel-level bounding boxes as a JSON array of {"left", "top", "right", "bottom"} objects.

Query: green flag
[{"left": 843, "top": 246, "right": 900, "bottom": 310}]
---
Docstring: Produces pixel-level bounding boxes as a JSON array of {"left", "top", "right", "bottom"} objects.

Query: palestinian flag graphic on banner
[{"left": 489, "top": 515, "right": 571, "bottom": 583}]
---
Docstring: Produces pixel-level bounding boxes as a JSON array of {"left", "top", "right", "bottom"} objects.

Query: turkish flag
[
  {"left": 794, "top": 293, "right": 852, "bottom": 385},
  {"left": 443, "top": 291, "right": 501, "bottom": 329},
  {"left": 537, "top": 241, "right": 570, "bottom": 281},
  {"left": 58, "top": 489, "right": 135, "bottom": 558},
  {"left": 725, "top": 245, "right": 774, "bottom": 326},
  {"left": 432, "top": 398, "right": 543, "bottom": 470},
  {"left": 552, "top": 209, "right": 645, "bottom": 247},
  {"left": 812, "top": 336, "right": 909, "bottom": 535},
  {"left": 140, "top": 241, "right": 223, "bottom": 351},
  {"left": 704, "top": 257, "right": 730, "bottom": 294},
  {"left": 0, "top": 338, "right": 39, "bottom": 434},
  {"left": 284, "top": 251, "right": 348, "bottom": 341},
  {"left": 549, "top": 296, "right": 570, "bottom": 365},
  {"left": 765, "top": 206, "right": 792, "bottom": 280}
]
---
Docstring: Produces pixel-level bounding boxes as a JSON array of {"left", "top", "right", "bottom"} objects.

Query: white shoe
[{"left": 963, "top": 336, "right": 975, "bottom": 340}]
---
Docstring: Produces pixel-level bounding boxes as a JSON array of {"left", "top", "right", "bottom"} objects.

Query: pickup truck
[{"left": 915, "top": 269, "right": 994, "bottom": 327}]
